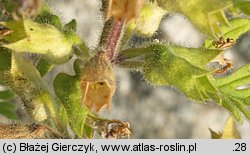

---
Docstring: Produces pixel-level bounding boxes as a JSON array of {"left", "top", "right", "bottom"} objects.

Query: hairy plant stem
[{"left": 99, "top": 18, "right": 125, "bottom": 61}]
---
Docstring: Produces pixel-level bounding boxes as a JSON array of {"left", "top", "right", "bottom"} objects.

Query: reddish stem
[{"left": 99, "top": 18, "right": 125, "bottom": 61}]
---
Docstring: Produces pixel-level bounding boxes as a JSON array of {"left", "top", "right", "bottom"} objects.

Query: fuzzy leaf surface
[
  {"left": 54, "top": 60, "right": 89, "bottom": 138},
  {"left": 143, "top": 44, "right": 222, "bottom": 100},
  {"left": 233, "top": 0, "right": 250, "bottom": 15},
  {"left": 0, "top": 47, "right": 11, "bottom": 72},
  {"left": 143, "top": 43, "right": 250, "bottom": 121},
  {"left": 205, "top": 18, "right": 250, "bottom": 48},
  {"left": 210, "top": 64, "right": 250, "bottom": 121},
  {"left": 0, "top": 89, "right": 17, "bottom": 120},
  {"left": 4, "top": 54, "right": 64, "bottom": 132},
  {"left": 157, "top": 0, "right": 232, "bottom": 36},
  {"left": 1, "top": 20, "right": 81, "bottom": 64}
]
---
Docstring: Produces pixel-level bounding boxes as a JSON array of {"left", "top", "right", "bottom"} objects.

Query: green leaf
[
  {"left": 194, "top": 66, "right": 250, "bottom": 122},
  {"left": 64, "top": 19, "right": 77, "bottom": 33},
  {"left": 0, "top": 47, "right": 11, "bottom": 72},
  {"left": 221, "top": 116, "right": 241, "bottom": 139},
  {"left": 0, "top": 89, "right": 17, "bottom": 120},
  {"left": 193, "top": 74, "right": 248, "bottom": 123},
  {"left": 209, "top": 128, "right": 222, "bottom": 139},
  {"left": 1, "top": 20, "right": 78, "bottom": 64},
  {"left": 233, "top": 0, "right": 250, "bottom": 15},
  {"left": 210, "top": 116, "right": 241, "bottom": 139},
  {"left": 0, "top": 102, "right": 17, "bottom": 120},
  {"left": 143, "top": 43, "right": 222, "bottom": 100},
  {"left": 156, "top": 0, "right": 232, "bottom": 36},
  {"left": 54, "top": 60, "right": 89, "bottom": 138},
  {"left": 210, "top": 64, "right": 250, "bottom": 120},
  {"left": 0, "top": 0, "right": 16, "bottom": 13},
  {"left": 63, "top": 19, "right": 89, "bottom": 60},
  {"left": 35, "top": 6, "right": 63, "bottom": 29},
  {"left": 3, "top": 53, "right": 64, "bottom": 132},
  {"left": 0, "top": 0, "right": 11, "bottom": 20},
  {"left": 204, "top": 18, "right": 250, "bottom": 48},
  {"left": 0, "top": 90, "right": 13, "bottom": 100},
  {"left": 36, "top": 57, "right": 53, "bottom": 77},
  {"left": 141, "top": 43, "right": 250, "bottom": 121},
  {"left": 0, "top": 20, "right": 27, "bottom": 42},
  {"left": 72, "top": 43, "right": 90, "bottom": 60},
  {"left": 84, "top": 125, "right": 93, "bottom": 138},
  {"left": 213, "top": 64, "right": 250, "bottom": 99},
  {"left": 6, "top": 54, "right": 48, "bottom": 122},
  {"left": 36, "top": 2, "right": 89, "bottom": 60},
  {"left": 60, "top": 106, "right": 69, "bottom": 136}
]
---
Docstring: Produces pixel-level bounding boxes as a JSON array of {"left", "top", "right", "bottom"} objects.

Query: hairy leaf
[
  {"left": 211, "top": 64, "right": 250, "bottom": 121},
  {"left": 7, "top": 54, "right": 48, "bottom": 121},
  {"left": 36, "top": 57, "right": 53, "bottom": 77},
  {"left": 0, "top": 20, "right": 26, "bottom": 42},
  {"left": 54, "top": 60, "right": 89, "bottom": 138},
  {"left": 143, "top": 43, "right": 222, "bottom": 100},
  {"left": 36, "top": 2, "right": 88, "bottom": 59},
  {"left": 195, "top": 70, "right": 250, "bottom": 122},
  {"left": 205, "top": 18, "right": 250, "bottom": 48},
  {"left": 35, "top": 3, "right": 62, "bottom": 29},
  {"left": 0, "top": 47, "right": 11, "bottom": 72},
  {"left": 0, "top": 89, "right": 17, "bottom": 120},
  {"left": 156, "top": 0, "right": 232, "bottom": 36},
  {"left": 233, "top": 0, "right": 250, "bottom": 15},
  {"left": 1, "top": 20, "right": 80, "bottom": 64},
  {"left": 142, "top": 43, "right": 250, "bottom": 121},
  {"left": 196, "top": 75, "right": 244, "bottom": 122},
  {"left": 64, "top": 19, "right": 77, "bottom": 33},
  {"left": 3, "top": 53, "right": 65, "bottom": 133},
  {"left": 213, "top": 64, "right": 250, "bottom": 99}
]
